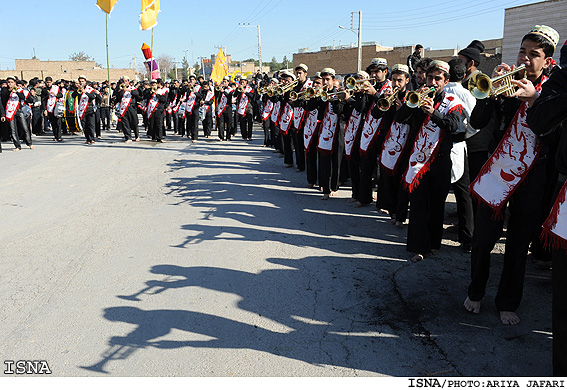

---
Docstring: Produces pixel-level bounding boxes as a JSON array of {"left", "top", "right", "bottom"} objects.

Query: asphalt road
[{"left": 0, "top": 125, "right": 553, "bottom": 376}]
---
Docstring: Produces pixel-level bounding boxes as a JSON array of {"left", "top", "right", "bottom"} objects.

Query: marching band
[{"left": 0, "top": 23, "right": 566, "bottom": 375}]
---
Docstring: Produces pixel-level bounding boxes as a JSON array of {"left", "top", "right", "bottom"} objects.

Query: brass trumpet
[
  {"left": 276, "top": 79, "right": 299, "bottom": 95},
  {"left": 215, "top": 85, "right": 224, "bottom": 92},
  {"left": 11, "top": 86, "right": 18, "bottom": 92},
  {"left": 468, "top": 64, "right": 526, "bottom": 99},
  {"left": 345, "top": 76, "right": 376, "bottom": 90},
  {"left": 151, "top": 86, "right": 157, "bottom": 93},
  {"left": 406, "top": 87, "right": 436, "bottom": 108},
  {"left": 377, "top": 87, "right": 401, "bottom": 111},
  {"left": 77, "top": 87, "right": 84, "bottom": 94},
  {"left": 321, "top": 89, "right": 348, "bottom": 102},
  {"left": 289, "top": 87, "right": 316, "bottom": 101},
  {"left": 237, "top": 85, "right": 244, "bottom": 93}
]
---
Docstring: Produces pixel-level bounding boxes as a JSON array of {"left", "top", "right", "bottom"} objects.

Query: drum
[{"left": 62, "top": 91, "right": 83, "bottom": 133}]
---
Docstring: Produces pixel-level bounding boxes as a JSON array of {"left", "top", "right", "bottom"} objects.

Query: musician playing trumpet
[
  {"left": 74, "top": 75, "right": 99, "bottom": 145},
  {"left": 236, "top": 76, "right": 254, "bottom": 140},
  {"left": 115, "top": 75, "right": 142, "bottom": 143},
  {"left": 216, "top": 76, "right": 234, "bottom": 141},
  {"left": 464, "top": 25, "right": 560, "bottom": 325},
  {"left": 395, "top": 60, "right": 465, "bottom": 264}
]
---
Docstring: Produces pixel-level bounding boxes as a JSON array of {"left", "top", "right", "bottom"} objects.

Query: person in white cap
[
  {"left": 291, "top": 64, "right": 312, "bottom": 171},
  {"left": 395, "top": 60, "right": 465, "bottom": 264},
  {"left": 465, "top": 25, "right": 559, "bottom": 326},
  {"left": 115, "top": 76, "right": 142, "bottom": 142},
  {"left": 0, "top": 75, "right": 35, "bottom": 151},
  {"left": 236, "top": 76, "right": 255, "bottom": 140},
  {"left": 74, "top": 75, "right": 99, "bottom": 144},
  {"left": 278, "top": 70, "right": 297, "bottom": 167},
  {"left": 216, "top": 76, "right": 234, "bottom": 141}
]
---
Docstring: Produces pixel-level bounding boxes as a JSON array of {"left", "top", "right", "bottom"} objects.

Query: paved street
[{"left": 0, "top": 125, "right": 553, "bottom": 376}]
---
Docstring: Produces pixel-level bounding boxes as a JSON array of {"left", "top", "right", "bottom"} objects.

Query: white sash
[
  {"left": 292, "top": 80, "right": 312, "bottom": 129},
  {"left": 204, "top": 89, "right": 215, "bottom": 113},
  {"left": 344, "top": 109, "right": 363, "bottom": 157},
  {"left": 303, "top": 109, "right": 319, "bottom": 151},
  {"left": 237, "top": 86, "right": 253, "bottom": 116},
  {"left": 317, "top": 103, "right": 338, "bottom": 154},
  {"left": 380, "top": 120, "right": 411, "bottom": 174},
  {"left": 78, "top": 85, "right": 95, "bottom": 119},
  {"left": 46, "top": 85, "right": 59, "bottom": 113},
  {"left": 217, "top": 87, "right": 233, "bottom": 115},
  {"left": 542, "top": 180, "right": 567, "bottom": 251},
  {"left": 359, "top": 102, "right": 383, "bottom": 154},
  {"left": 119, "top": 91, "right": 133, "bottom": 117},
  {"left": 279, "top": 103, "right": 294, "bottom": 135},
  {"left": 147, "top": 87, "right": 167, "bottom": 119},
  {"left": 404, "top": 93, "right": 463, "bottom": 192},
  {"left": 186, "top": 92, "right": 197, "bottom": 115},
  {"left": 5, "top": 90, "right": 20, "bottom": 121},
  {"left": 261, "top": 99, "right": 273, "bottom": 121},
  {"left": 271, "top": 100, "right": 281, "bottom": 124}
]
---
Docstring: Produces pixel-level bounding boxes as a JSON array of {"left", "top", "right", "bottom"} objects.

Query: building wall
[
  {"left": 503, "top": 0, "right": 566, "bottom": 65},
  {"left": 0, "top": 58, "right": 136, "bottom": 83}
]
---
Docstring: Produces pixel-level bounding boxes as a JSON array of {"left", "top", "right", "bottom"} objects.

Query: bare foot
[
  {"left": 322, "top": 194, "right": 330, "bottom": 200},
  {"left": 125, "top": 139, "right": 132, "bottom": 143},
  {"left": 500, "top": 311, "right": 520, "bottom": 325},
  {"left": 29, "top": 145, "right": 35, "bottom": 149},
  {"left": 410, "top": 253, "right": 424, "bottom": 263},
  {"left": 330, "top": 191, "right": 338, "bottom": 197},
  {"left": 464, "top": 297, "right": 481, "bottom": 314},
  {"left": 135, "top": 138, "right": 140, "bottom": 142},
  {"left": 379, "top": 209, "right": 389, "bottom": 214},
  {"left": 13, "top": 148, "right": 21, "bottom": 152}
]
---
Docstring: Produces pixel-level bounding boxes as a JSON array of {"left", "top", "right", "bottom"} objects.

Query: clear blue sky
[{"left": 0, "top": 0, "right": 543, "bottom": 71}]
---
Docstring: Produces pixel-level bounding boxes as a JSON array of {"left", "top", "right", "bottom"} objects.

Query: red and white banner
[
  {"left": 380, "top": 120, "right": 411, "bottom": 174},
  {"left": 317, "top": 103, "right": 338, "bottom": 154},
  {"left": 303, "top": 109, "right": 319, "bottom": 151},
  {"left": 279, "top": 103, "right": 294, "bottom": 135},
  {"left": 344, "top": 109, "right": 363, "bottom": 157}
]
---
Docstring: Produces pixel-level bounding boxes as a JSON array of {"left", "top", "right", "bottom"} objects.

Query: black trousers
[
  {"left": 165, "top": 111, "right": 172, "bottom": 129},
  {"left": 407, "top": 153, "right": 452, "bottom": 255},
  {"left": 262, "top": 119, "right": 271, "bottom": 146},
  {"left": 271, "top": 120, "right": 281, "bottom": 152},
  {"left": 293, "top": 126, "right": 305, "bottom": 171},
  {"left": 282, "top": 131, "right": 294, "bottom": 165},
  {"left": 81, "top": 112, "right": 96, "bottom": 143},
  {"left": 149, "top": 110, "right": 164, "bottom": 141},
  {"left": 202, "top": 112, "right": 213, "bottom": 137},
  {"left": 95, "top": 108, "right": 101, "bottom": 137},
  {"left": 452, "top": 151, "right": 474, "bottom": 245},
  {"left": 186, "top": 111, "right": 199, "bottom": 140},
  {"left": 239, "top": 113, "right": 253, "bottom": 139},
  {"left": 468, "top": 162, "right": 548, "bottom": 312},
  {"left": 218, "top": 110, "right": 232, "bottom": 140},
  {"left": 176, "top": 112, "right": 185, "bottom": 137},
  {"left": 48, "top": 112, "right": 62, "bottom": 140},
  {"left": 359, "top": 147, "right": 378, "bottom": 205},
  {"left": 306, "top": 145, "right": 318, "bottom": 186},
  {"left": 318, "top": 140, "right": 344, "bottom": 194},
  {"left": 121, "top": 110, "right": 139, "bottom": 140},
  {"left": 347, "top": 150, "right": 361, "bottom": 200},
  {"left": 31, "top": 109, "right": 42, "bottom": 134},
  {"left": 100, "top": 107, "right": 111, "bottom": 130}
]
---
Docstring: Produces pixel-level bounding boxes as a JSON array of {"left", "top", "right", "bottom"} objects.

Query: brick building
[
  {"left": 292, "top": 40, "right": 502, "bottom": 77},
  {"left": 0, "top": 59, "right": 136, "bottom": 82},
  {"left": 503, "top": 0, "right": 566, "bottom": 66}
]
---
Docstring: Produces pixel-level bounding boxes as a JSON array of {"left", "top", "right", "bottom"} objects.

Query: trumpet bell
[{"left": 468, "top": 73, "right": 492, "bottom": 99}]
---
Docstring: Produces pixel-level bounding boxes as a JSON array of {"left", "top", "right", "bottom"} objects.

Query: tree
[
  {"left": 269, "top": 56, "right": 279, "bottom": 72},
  {"left": 193, "top": 62, "right": 200, "bottom": 77},
  {"left": 69, "top": 51, "right": 93, "bottom": 61},
  {"left": 181, "top": 57, "right": 190, "bottom": 79},
  {"left": 156, "top": 54, "right": 174, "bottom": 80},
  {"left": 282, "top": 55, "right": 290, "bottom": 70}
]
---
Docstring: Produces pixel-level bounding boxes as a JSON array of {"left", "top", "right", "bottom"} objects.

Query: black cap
[{"left": 458, "top": 40, "right": 485, "bottom": 65}]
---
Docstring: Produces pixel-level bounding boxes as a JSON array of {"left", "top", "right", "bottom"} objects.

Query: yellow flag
[
  {"left": 210, "top": 48, "right": 229, "bottom": 83},
  {"left": 139, "top": 0, "right": 160, "bottom": 31},
  {"left": 96, "top": 0, "right": 119, "bottom": 14}
]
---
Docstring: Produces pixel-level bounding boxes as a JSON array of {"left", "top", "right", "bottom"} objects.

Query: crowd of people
[{"left": 1, "top": 24, "right": 566, "bottom": 376}]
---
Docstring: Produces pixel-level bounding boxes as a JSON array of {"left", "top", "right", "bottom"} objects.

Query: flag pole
[
  {"left": 106, "top": 13, "right": 111, "bottom": 105},
  {"left": 150, "top": 27, "right": 154, "bottom": 79}
]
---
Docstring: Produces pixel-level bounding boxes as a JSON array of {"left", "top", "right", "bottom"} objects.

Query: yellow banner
[
  {"left": 139, "top": 0, "right": 160, "bottom": 31},
  {"left": 96, "top": 0, "right": 119, "bottom": 14},
  {"left": 210, "top": 48, "right": 228, "bottom": 83}
]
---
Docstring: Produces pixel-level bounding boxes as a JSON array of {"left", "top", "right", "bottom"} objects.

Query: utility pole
[
  {"left": 239, "top": 23, "right": 262, "bottom": 73},
  {"left": 132, "top": 54, "right": 137, "bottom": 81},
  {"left": 339, "top": 10, "right": 362, "bottom": 73},
  {"left": 174, "top": 57, "right": 178, "bottom": 80}
]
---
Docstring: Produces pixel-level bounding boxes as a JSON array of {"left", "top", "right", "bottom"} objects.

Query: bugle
[
  {"left": 276, "top": 79, "right": 299, "bottom": 95},
  {"left": 406, "top": 87, "right": 436, "bottom": 108},
  {"left": 377, "top": 87, "right": 401, "bottom": 111},
  {"left": 467, "top": 64, "right": 526, "bottom": 99},
  {"left": 289, "top": 87, "right": 316, "bottom": 101},
  {"left": 345, "top": 76, "right": 376, "bottom": 90}
]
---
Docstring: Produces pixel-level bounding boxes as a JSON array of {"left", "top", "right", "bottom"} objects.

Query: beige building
[
  {"left": 0, "top": 59, "right": 136, "bottom": 82},
  {"left": 293, "top": 40, "right": 503, "bottom": 76},
  {"left": 503, "top": 0, "right": 566, "bottom": 66}
]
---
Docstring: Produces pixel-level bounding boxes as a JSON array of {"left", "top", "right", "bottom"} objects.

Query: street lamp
[{"left": 338, "top": 10, "right": 362, "bottom": 73}]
